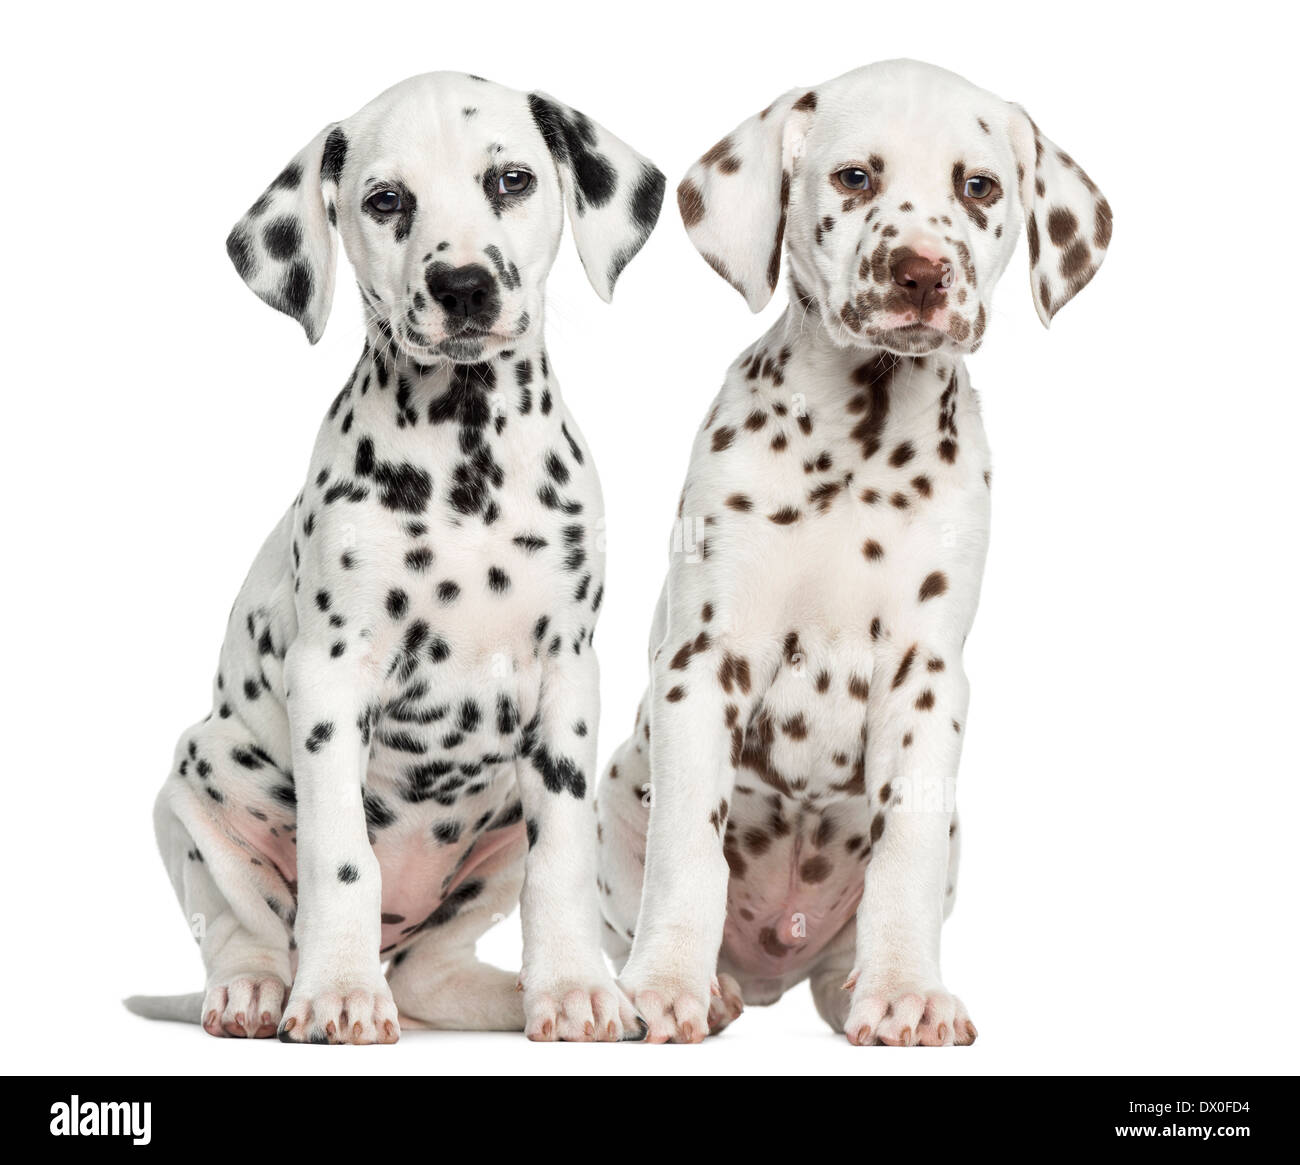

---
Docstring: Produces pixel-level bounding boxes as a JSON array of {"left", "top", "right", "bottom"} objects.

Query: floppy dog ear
[
  {"left": 225, "top": 124, "right": 345, "bottom": 343},
  {"left": 1011, "top": 107, "right": 1112, "bottom": 328},
  {"left": 676, "top": 88, "right": 818, "bottom": 313},
  {"left": 526, "top": 93, "right": 665, "bottom": 302}
]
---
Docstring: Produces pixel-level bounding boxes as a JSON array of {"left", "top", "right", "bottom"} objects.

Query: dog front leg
[
  {"left": 516, "top": 648, "right": 638, "bottom": 1041},
  {"left": 617, "top": 642, "right": 754, "bottom": 1042},
  {"left": 843, "top": 652, "right": 976, "bottom": 1047},
  {"left": 277, "top": 643, "right": 398, "bottom": 1044}
]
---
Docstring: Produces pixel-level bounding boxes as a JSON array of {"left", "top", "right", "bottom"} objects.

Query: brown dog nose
[{"left": 892, "top": 254, "right": 953, "bottom": 310}]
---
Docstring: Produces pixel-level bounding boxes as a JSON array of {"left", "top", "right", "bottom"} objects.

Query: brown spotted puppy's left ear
[
  {"left": 527, "top": 93, "right": 665, "bottom": 301},
  {"left": 1010, "top": 107, "right": 1113, "bottom": 327},
  {"left": 676, "top": 87, "right": 818, "bottom": 312},
  {"left": 224, "top": 123, "right": 344, "bottom": 342}
]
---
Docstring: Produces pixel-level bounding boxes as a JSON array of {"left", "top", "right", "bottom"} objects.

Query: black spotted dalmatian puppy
[
  {"left": 599, "top": 60, "right": 1111, "bottom": 1044},
  {"left": 127, "top": 72, "right": 664, "bottom": 1044}
]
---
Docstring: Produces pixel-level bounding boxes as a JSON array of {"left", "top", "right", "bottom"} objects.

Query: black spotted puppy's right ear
[
  {"left": 225, "top": 124, "right": 347, "bottom": 343},
  {"left": 676, "top": 87, "right": 818, "bottom": 312}
]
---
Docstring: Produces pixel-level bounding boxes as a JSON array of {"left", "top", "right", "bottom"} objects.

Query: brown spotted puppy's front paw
[
  {"left": 707, "top": 972, "right": 744, "bottom": 1035},
  {"left": 842, "top": 973, "right": 976, "bottom": 1047},
  {"left": 521, "top": 968, "right": 639, "bottom": 1042},
  {"left": 278, "top": 976, "right": 400, "bottom": 1045},
  {"left": 618, "top": 964, "right": 719, "bottom": 1044}
]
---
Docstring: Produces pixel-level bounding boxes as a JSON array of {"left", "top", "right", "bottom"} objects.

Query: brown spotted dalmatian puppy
[
  {"left": 126, "top": 72, "right": 663, "bottom": 1043},
  {"left": 600, "top": 60, "right": 1111, "bottom": 1044}
]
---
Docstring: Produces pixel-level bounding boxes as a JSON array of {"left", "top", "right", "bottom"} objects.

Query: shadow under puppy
[
  {"left": 128, "top": 72, "right": 664, "bottom": 1044},
  {"left": 599, "top": 59, "right": 1111, "bottom": 1044}
]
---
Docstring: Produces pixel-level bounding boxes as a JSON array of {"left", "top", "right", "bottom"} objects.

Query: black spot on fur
[
  {"left": 527, "top": 94, "right": 617, "bottom": 212},
  {"left": 262, "top": 216, "right": 301, "bottom": 260},
  {"left": 321, "top": 127, "right": 348, "bottom": 185}
]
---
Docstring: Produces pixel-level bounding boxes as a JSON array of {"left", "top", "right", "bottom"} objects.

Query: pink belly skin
[
  {"left": 721, "top": 836, "right": 866, "bottom": 981},
  {"left": 224, "top": 812, "right": 526, "bottom": 955},
  {"left": 377, "top": 822, "right": 526, "bottom": 951}
]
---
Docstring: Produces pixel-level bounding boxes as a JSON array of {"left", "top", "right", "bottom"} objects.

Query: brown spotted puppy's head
[
  {"left": 225, "top": 72, "right": 664, "bottom": 361},
  {"left": 677, "top": 59, "right": 1111, "bottom": 355}
]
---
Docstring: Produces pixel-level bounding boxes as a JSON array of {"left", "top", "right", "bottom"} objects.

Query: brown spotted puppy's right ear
[
  {"left": 224, "top": 124, "right": 344, "bottom": 343},
  {"left": 676, "top": 88, "right": 818, "bottom": 312}
]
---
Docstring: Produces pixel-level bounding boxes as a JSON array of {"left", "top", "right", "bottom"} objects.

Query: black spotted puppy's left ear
[
  {"left": 527, "top": 93, "right": 665, "bottom": 301},
  {"left": 1010, "top": 106, "right": 1113, "bottom": 327},
  {"left": 225, "top": 123, "right": 347, "bottom": 342}
]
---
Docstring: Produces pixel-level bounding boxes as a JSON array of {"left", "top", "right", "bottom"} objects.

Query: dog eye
[
  {"left": 497, "top": 170, "right": 533, "bottom": 195},
  {"left": 836, "top": 167, "right": 872, "bottom": 192},
  {"left": 963, "top": 175, "right": 996, "bottom": 199},
  {"left": 366, "top": 190, "right": 402, "bottom": 214}
]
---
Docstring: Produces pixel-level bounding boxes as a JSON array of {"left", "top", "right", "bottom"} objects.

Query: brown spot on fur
[
  {"left": 781, "top": 713, "right": 808, "bottom": 740},
  {"left": 712, "top": 426, "right": 736, "bottom": 453},
  {"left": 725, "top": 493, "right": 753, "bottom": 512},
  {"left": 1094, "top": 198, "right": 1113, "bottom": 249},
  {"left": 701, "top": 135, "right": 742, "bottom": 173},
  {"left": 665, "top": 686, "right": 685, "bottom": 702},
  {"left": 718, "top": 653, "right": 752, "bottom": 695},
  {"left": 1047, "top": 206, "right": 1078, "bottom": 245},
  {"left": 759, "top": 927, "right": 792, "bottom": 958},
  {"left": 919, "top": 571, "right": 948, "bottom": 602},
  {"left": 677, "top": 178, "right": 705, "bottom": 228},
  {"left": 847, "top": 674, "right": 870, "bottom": 701},
  {"left": 793, "top": 90, "right": 818, "bottom": 112},
  {"left": 808, "top": 480, "right": 842, "bottom": 511},
  {"left": 1060, "top": 239, "right": 1091, "bottom": 280},
  {"left": 889, "top": 441, "right": 915, "bottom": 467},
  {"left": 768, "top": 506, "right": 800, "bottom": 525},
  {"left": 915, "top": 688, "right": 936, "bottom": 711},
  {"left": 893, "top": 644, "right": 917, "bottom": 688},
  {"left": 911, "top": 474, "right": 932, "bottom": 497},
  {"left": 848, "top": 354, "right": 896, "bottom": 460},
  {"left": 800, "top": 855, "right": 832, "bottom": 884},
  {"left": 813, "top": 816, "right": 836, "bottom": 847},
  {"left": 768, "top": 170, "right": 790, "bottom": 291},
  {"left": 863, "top": 539, "right": 884, "bottom": 561}
]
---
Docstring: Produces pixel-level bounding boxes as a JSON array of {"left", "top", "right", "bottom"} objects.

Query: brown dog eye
[
  {"left": 836, "top": 167, "right": 872, "bottom": 192},
  {"left": 498, "top": 170, "right": 533, "bottom": 195},
  {"left": 366, "top": 190, "right": 402, "bottom": 214},
  {"left": 963, "top": 175, "right": 996, "bottom": 199}
]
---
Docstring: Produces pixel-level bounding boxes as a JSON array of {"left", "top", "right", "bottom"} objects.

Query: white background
[{"left": 3, "top": 0, "right": 1296, "bottom": 1077}]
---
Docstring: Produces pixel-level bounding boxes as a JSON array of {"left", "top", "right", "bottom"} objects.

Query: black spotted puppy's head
[
  {"left": 225, "top": 72, "right": 665, "bottom": 360},
  {"left": 677, "top": 59, "right": 1112, "bottom": 355}
]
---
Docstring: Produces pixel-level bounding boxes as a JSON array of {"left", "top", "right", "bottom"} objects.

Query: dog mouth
[
  {"left": 864, "top": 322, "right": 948, "bottom": 354},
  {"left": 394, "top": 323, "right": 514, "bottom": 364}
]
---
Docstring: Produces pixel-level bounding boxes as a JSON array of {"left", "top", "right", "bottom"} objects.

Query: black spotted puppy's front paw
[{"left": 279, "top": 976, "right": 400, "bottom": 1045}]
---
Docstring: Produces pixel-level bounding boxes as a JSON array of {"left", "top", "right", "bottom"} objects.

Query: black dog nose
[
  {"left": 891, "top": 254, "right": 953, "bottom": 310},
  {"left": 425, "top": 263, "right": 497, "bottom": 319}
]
